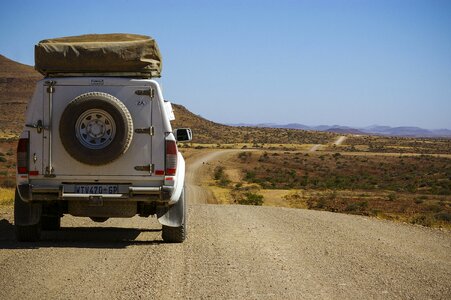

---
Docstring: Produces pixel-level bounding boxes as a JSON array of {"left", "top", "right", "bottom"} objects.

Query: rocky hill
[
  {"left": 0, "top": 55, "right": 42, "bottom": 135},
  {"left": 0, "top": 55, "right": 42, "bottom": 104}
]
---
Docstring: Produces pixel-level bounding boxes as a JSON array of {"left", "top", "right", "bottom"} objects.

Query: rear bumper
[{"left": 17, "top": 183, "right": 173, "bottom": 202}]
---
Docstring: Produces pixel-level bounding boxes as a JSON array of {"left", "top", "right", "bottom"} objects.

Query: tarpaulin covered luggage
[{"left": 35, "top": 33, "right": 162, "bottom": 77}]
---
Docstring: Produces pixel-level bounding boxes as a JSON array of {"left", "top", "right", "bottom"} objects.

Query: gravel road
[{"left": 0, "top": 150, "right": 450, "bottom": 299}]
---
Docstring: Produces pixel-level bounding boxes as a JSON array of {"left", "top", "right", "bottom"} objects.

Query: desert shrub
[
  {"left": 244, "top": 170, "right": 256, "bottom": 181},
  {"left": 252, "top": 143, "right": 261, "bottom": 148},
  {"left": 218, "top": 177, "right": 231, "bottom": 187},
  {"left": 0, "top": 178, "right": 15, "bottom": 188},
  {"left": 434, "top": 212, "right": 451, "bottom": 222},
  {"left": 370, "top": 209, "right": 382, "bottom": 216},
  {"left": 306, "top": 196, "right": 328, "bottom": 210},
  {"left": 410, "top": 214, "right": 434, "bottom": 227},
  {"left": 214, "top": 166, "right": 225, "bottom": 180},
  {"left": 258, "top": 152, "right": 269, "bottom": 162},
  {"left": 328, "top": 190, "right": 338, "bottom": 200},
  {"left": 213, "top": 165, "right": 231, "bottom": 187},
  {"left": 237, "top": 192, "right": 264, "bottom": 206},
  {"left": 283, "top": 191, "right": 302, "bottom": 202},
  {"left": 314, "top": 197, "right": 327, "bottom": 209},
  {"left": 238, "top": 151, "right": 251, "bottom": 162},
  {"left": 387, "top": 192, "right": 397, "bottom": 201},
  {"left": 414, "top": 198, "right": 424, "bottom": 204},
  {"left": 238, "top": 152, "right": 247, "bottom": 159},
  {"left": 426, "top": 204, "right": 443, "bottom": 213},
  {"left": 332, "top": 152, "right": 341, "bottom": 159},
  {"left": 345, "top": 201, "right": 368, "bottom": 212}
]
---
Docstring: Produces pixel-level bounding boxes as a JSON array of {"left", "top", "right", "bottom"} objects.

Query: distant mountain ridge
[{"left": 229, "top": 123, "right": 451, "bottom": 138}]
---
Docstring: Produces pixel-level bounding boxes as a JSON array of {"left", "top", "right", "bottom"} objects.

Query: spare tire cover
[{"left": 59, "top": 92, "right": 133, "bottom": 165}]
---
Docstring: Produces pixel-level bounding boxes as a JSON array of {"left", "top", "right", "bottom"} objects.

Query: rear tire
[
  {"left": 41, "top": 216, "right": 61, "bottom": 231},
  {"left": 162, "top": 224, "right": 186, "bottom": 243},
  {"left": 162, "top": 190, "right": 187, "bottom": 243}
]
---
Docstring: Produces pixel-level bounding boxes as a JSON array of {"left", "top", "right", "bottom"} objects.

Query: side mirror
[{"left": 174, "top": 128, "right": 192, "bottom": 142}]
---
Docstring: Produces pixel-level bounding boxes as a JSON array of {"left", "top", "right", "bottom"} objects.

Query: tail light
[
  {"left": 165, "top": 140, "right": 178, "bottom": 176},
  {"left": 17, "top": 138, "right": 29, "bottom": 174}
]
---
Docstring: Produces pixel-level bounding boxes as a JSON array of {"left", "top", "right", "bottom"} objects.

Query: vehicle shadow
[{"left": 0, "top": 218, "right": 164, "bottom": 249}]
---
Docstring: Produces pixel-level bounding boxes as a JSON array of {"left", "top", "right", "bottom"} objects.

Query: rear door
[{"left": 42, "top": 79, "right": 154, "bottom": 177}]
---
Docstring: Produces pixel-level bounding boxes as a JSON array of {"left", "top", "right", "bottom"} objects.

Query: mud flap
[
  {"left": 17, "top": 184, "right": 32, "bottom": 202},
  {"left": 14, "top": 189, "right": 42, "bottom": 226},
  {"left": 157, "top": 189, "right": 185, "bottom": 227}
]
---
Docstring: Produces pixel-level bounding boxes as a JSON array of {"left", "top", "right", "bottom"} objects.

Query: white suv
[{"left": 15, "top": 34, "right": 191, "bottom": 242}]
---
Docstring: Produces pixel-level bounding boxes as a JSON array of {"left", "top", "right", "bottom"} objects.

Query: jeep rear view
[{"left": 15, "top": 34, "right": 191, "bottom": 243}]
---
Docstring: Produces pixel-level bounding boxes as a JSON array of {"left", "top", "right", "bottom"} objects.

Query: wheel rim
[{"left": 75, "top": 109, "right": 116, "bottom": 149}]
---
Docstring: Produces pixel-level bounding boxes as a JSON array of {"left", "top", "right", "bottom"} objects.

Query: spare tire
[{"left": 59, "top": 92, "right": 133, "bottom": 165}]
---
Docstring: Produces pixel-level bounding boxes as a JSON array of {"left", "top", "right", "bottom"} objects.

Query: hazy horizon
[
  {"left": 225, "top": 121, "right": 451, "bottom": 131},
  {"left": 1, "top": 0, "right": 450, "bottom": 129}
]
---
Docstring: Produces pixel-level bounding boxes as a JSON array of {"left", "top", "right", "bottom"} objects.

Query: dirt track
[
  {"left": 0, "top": 150, "right": 450, "bottom": 299},
  {"left": 333, "top": 135, "right": 347, "bottom": 146},
  {"left": 184, "top": 149, "right": 236, "bottom": 204}
]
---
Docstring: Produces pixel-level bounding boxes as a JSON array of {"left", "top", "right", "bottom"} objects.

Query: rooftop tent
[{"left": 35, "top": 33, "right": 162, "bottom": 77}]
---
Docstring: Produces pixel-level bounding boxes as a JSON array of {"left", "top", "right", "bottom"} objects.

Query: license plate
[{"left": 74, "top": 185, "right": 119, "bottom": 194}]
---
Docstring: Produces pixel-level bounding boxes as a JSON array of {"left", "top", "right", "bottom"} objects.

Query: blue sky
[{"left": 1, "top": 0, "right": 450, "bottom": 129}]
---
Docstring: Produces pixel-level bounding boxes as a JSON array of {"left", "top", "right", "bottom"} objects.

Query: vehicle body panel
[{"left": 17, "top": 77, "right": 186, "bottom": 218}]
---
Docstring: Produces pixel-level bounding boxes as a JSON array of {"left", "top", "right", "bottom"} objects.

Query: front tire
[{"left": 162, "top": 190, "right": 187, "bottom": 243}]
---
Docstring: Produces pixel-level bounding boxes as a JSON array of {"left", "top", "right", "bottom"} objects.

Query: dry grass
[
  {"left": 0, "top": 187, "right": 14, "bottom": 205},
  {"left": 260, "top": 189, "right": 308, "bottom": 209},
  {"left": 336, "top": 135, "right": 451, "bottom": 154},
  {"left": 209, "top": 186, "right": 233, "bottom": 204},
  {"left": 0, "top": 140, "right": 16, "bottom": 188}
]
